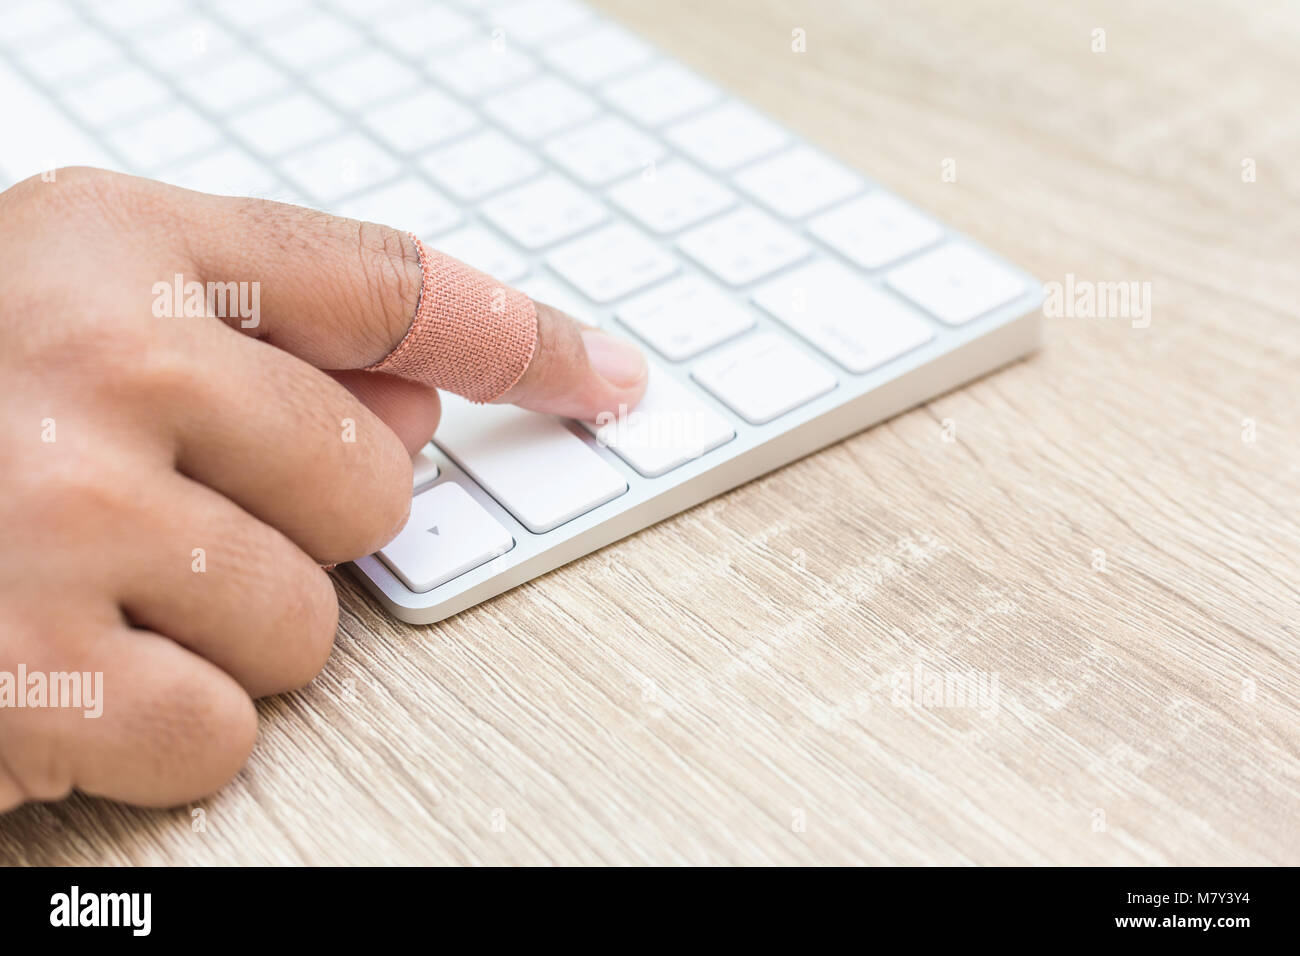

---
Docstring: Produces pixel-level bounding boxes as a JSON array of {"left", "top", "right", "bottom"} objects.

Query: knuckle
[
  {"left": 4, "top": 166, "right": 135, "bottom": 225},
  {"left": 45, "top": 165, "right": 118, "bottom": 200},
  {"left": 140, "top": 340, "right": 195, "bottom": 396},
  {"left": 0, "top": 171, "right": 48, "bottom": 218},
  {"left": 21, "top": 300, "right": 158, "bottom": 384},
  {"left": 352, "top": 221, "right": 420, "bottom": 355},
  {"left": 116, "top": 335, "right": 196, "bottom": 401},
  {"left": 22, "top": 455, "right": 146, "bottom": 538}
]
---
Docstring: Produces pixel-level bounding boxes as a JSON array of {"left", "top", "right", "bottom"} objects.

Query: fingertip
[
  {"left": 579, "top": 326, "right": 648, "bottom": 391},
  {"left": 573, "top": 329, "right": 650, "bottom": 422},
  {"left": 497, "top": 302, "right": 649, "bottom": 421}
]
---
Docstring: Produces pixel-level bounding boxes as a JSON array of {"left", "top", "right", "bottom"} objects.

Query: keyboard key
[
  {"left": 734, "top": 145, "right": 863, "bottom": 219},
  {"left": 491, "top": 0, "right": 594, "bottom": 47},
  {"left": 131, "top": 17, "right": 238, "bottom": 75},
  {"left": 19, "top": 27, "right": 120, "bottom": 84},
  {"left": 311, "top": 50, "right": 420, "bottom": 112},
  {"left": 207, "top": 0, "right": 311, "bottom": 30},
  {"left": 0, "top": 59, "right": 120, "bottom": 184},
  {"left": 692, "top": 333, "right": 836, "bottom": 425},
  {"left": 516, "top": 276, "right": 598, "bottom": 326},
  {"left": 365, "top": 88, "right": 478, "bottom": 154},
  {"left": 279, "top": 133, "right": 402, "bottom": 204},
  {"left": 434, "top": 226, "right": 529, "bottom": 282},
  {"left": 229, "top": 92, "right": 343, "bottom": 157},
  {"left": 427, "top": 37, "right": 537, "bottom": 98},
  {"left": 446, "top": 0, "right": 516, "bottom": 9},
  {"left": 677, "top": 207, "right": 811, "bottom": 286},
  {"left": 546, "top": 223, "right": 678, "bottom": 302},
  {"left": 606, "top": 161, "right": 736, "bottom": 235},
  {"left": 326, "top": 0, "right": 408, "bottom": 20},
  {"left": 885, "top": 243, "right": 1027, "bottom": 325},
  {"left": 808, "top": 192, "right": 943, "bottom": 270},
  {"left": 62, "top": 66, "right": 170, "bottom": 128},
  {"left": 106, "top": 105, "right": 221, "bottom": 172},
  {"left": 412, "top": 445, "right": 441, "bottom": 489},
  {"left": 335, "top": 177, "right": 461, "bottom": 238},
  {"left": 158, "top": 146, "right": 282, "bottom": 198},
  {"left": 601, "top": 62, "right": 720, "bottom": 127},
  {"left": 86, "top": 0, "right": 187, "bottom": 32},
  {"left": 543, "top": 116, "right": 665, "bottom": 187},
  {"left": 481, "top": 174, "right": 608, "bottom": 249},
  {"left": 616, "top": 275, "right": 756, "bottom": 361},
  {"left": 420, "top": 130, "right": 541, "bottom": 201},
  {"left": 374, "top": 4, "right": 477, "bottom": 59},
  {"left": 483, "top": 75, "right": 598, "bottom": 141},
  {"left": 179, "top": 55, "right": 289, "bottom": 114},
  {"left": 260, "top": 12, "right": 363, "bottom": 71},
  {"left": 752, "top": 261, "right": 934, "bottom": 373},
  {"left": 580, "top": 366, "right": 734, "bottom": 477},
  {"left": 0, "top": 1, "right": 76, "bottom": 48},
  {"left": 665, "top": 102, "right": 787, "bottom": 172},
  {"left": 541, "top": 22, "right": 654, "bottom": 85},
  {"left": 378, "top": 482, "right": 513, "bottom": 592},
  {"left": 435, "top": 394, "right": 627, "bottom": 533}
]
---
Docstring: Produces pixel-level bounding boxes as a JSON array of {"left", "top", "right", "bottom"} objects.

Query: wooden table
[{"left": 3, "top": 0, "right": 1297, "bottom": 865}]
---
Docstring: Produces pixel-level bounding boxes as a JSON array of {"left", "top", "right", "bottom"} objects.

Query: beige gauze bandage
[{"left": 365, "top": 233, "right": 538, "bottom": 403}]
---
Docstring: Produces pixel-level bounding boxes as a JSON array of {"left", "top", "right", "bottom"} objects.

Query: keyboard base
[{"left": 352, "top": 306, "right": 1041, "bottom": 625}]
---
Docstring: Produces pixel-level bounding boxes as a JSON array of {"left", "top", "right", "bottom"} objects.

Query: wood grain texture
[{"left": 2, "top": 0, "right": 1297, "bottom": 865}]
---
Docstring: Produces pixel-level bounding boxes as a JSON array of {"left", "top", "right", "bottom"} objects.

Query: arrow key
[{"left": 378, "top": 482, "right": 514, "bottom": 593}]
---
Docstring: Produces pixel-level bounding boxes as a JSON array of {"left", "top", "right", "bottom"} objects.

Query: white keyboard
[{"left": 0, "top": 0, "right": 1044, "bottom": 625}]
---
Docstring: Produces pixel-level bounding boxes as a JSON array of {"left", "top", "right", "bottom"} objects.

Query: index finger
[{"left": 146, "top": 175, "right": 648, "bottom": 418}]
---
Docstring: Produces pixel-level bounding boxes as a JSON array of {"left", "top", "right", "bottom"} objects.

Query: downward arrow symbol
[{"left": 427, "top": 526, "right": 439, "bottom": 535}]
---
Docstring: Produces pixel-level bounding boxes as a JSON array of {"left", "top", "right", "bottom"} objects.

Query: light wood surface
[{"left": 3, "top": 0, "right": 1298, "bottom": 865}]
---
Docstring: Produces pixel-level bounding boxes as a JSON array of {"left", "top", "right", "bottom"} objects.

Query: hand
[{"left": 0, "top": 167, "right": 647, "bottom": 811}]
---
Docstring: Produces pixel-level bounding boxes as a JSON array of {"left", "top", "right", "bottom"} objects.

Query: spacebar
[{"left": 434, "top": 394, "right": 627, "bottom": 534}]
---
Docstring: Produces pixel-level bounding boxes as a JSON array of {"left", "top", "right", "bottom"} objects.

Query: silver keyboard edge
[{"left": 352, "top": 301, "right": 1042, "bottom": 624}]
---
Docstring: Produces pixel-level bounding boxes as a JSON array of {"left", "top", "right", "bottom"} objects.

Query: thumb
[{"left": 164, "top": 182, "right": 648, "bottom": 420}]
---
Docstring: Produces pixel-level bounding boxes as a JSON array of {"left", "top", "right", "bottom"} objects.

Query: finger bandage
[{"left": 365, "top": 234, "right": 537, "bottom": 403}]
